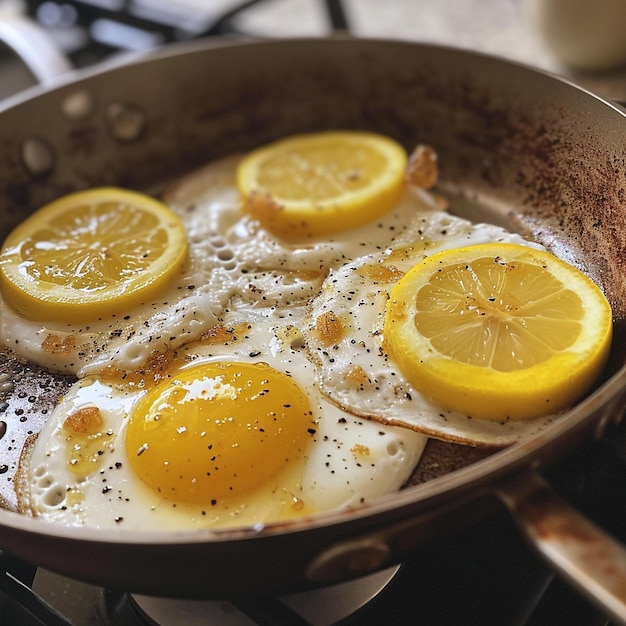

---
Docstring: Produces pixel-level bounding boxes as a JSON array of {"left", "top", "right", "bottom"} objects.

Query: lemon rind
[
  {"left": 383, "top": 243, "right": 613, "bottom": 421},
  {"left": 236, "top": 131, "right": 408, "bottom": 237},
  {"left": 0, "top": 187, "right": 188, "bottom": 323}
]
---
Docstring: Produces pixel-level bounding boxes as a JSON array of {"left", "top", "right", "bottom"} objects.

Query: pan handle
[
  {"left": 0, "top": 10, "right": 72, "bottom": 84},
  {"left": 496, "top": 471, "right": 626, "bottom": 625}
]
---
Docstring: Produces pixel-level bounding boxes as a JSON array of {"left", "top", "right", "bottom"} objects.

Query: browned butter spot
[
  {"left": 99, "top": 349, "right": 176, "bottom": 388},
  {"left": 315, "top": 310, "right": 345, "bottom": 345},
  {"left": 406, "top": 144, "right": 438, "bottom": 190},
  {"left": 63, "top": 406, "right": 103, "bottom": 435},
  {"left": 42, "top": 334, "right": 77, "bottom": 354},
  {"left": 357, "top": 263, "right": 404, "bottom": 283},
  {"left": 345, "top": 365, "right": 370, "bottom": 389},
  {"left": 98, "top": 323, "right": 254, "bottom": 391},
  {"left": 351, "top": 443, "right": 371, "bottom": 456},
  {"left": 199, "top": 322, "right": 250, "bottom": 344}
]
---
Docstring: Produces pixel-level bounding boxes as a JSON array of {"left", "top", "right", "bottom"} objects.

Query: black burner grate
[{"left": 23, "top": 0, "right": 349, "bottom": 68}]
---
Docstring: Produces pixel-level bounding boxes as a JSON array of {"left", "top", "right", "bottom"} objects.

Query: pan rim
[{"left": 0, "top": 36, "right": 624, "bottom": 548}]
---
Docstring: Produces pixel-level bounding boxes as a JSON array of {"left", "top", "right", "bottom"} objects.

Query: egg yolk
[{"left": 125, "top": 361, "right": 314, "bottom": 504}]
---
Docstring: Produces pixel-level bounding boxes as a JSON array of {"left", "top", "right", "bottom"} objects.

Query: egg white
[
  {"left": 0, "top": 156, "right": 444, "bottom": 377},
  {"left": 301, "top": 211, "right": 557, "bottom": 447},
  {"left": 16, "top": 308, "right": 426, "bottom": 529},
  {"left": 5, "top": 146, "right": 568, "bottom": 532}
]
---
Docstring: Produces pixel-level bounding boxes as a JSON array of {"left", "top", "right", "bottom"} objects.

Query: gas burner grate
[
  {"left": 23, "top": 0, "right": 349, "bottom": 68},
  {"left": 0, "top": 551, "right": 71, "bottom": 626}
]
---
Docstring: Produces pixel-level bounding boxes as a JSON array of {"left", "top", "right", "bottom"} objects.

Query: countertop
[
  {"left": 2, "top": 0, "right": 626, "bottom": 103},
  {"left": 231, "top": 0, "right": 626, "bottom": 103}
]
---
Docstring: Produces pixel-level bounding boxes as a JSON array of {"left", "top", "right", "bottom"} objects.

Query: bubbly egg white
[
  {"left": 0, "top": 156, "right": 447, "bottom": 377},
  {"left": 17, "top": 310, "right": 426, "bottom": 529}
]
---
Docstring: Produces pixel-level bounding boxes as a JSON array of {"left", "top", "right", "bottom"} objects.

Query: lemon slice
[
  {"left": 383, "top": 243, "right": 613, "bottom": 421},
  {"left": 0, "top": 187, "right": 187, "bottom": 323},
  {"left": 236, "top": 130, "right": 407, "bottom": 237}
]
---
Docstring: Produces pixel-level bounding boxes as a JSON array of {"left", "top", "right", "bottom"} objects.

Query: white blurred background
[{"left": 1, "top": 0, "right": 626, "bottom": 100}]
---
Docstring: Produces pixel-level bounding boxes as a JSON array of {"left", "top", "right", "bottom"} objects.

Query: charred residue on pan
[
  {"left": 364, "top": 49, "right": 626, "bottom": 377},
  {"left": 0, "top": 348, "right": 73, "bottom": 512},
  {"left": 0, "top": 141, "right": 42, "bottom": 236},
  {"left": 504, "top": 109, "right": 626, "bottom": 372}
]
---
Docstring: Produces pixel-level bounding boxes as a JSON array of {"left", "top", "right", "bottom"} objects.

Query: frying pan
[{"left": 0, "top": 34, "right": 625, "bottom": 620}]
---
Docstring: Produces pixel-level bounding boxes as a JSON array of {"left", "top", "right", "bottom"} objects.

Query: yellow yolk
[{"left": 125, "top": 361, "right": 314, "bottom": 504}]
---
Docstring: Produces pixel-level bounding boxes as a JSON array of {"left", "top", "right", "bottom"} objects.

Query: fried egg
[
  {"left": 16, "top": 309, "right": 426, "bottom": 529},
  {"left": 0, "top": 156, "right": 444, "bottom": 377},
  {"left": 5, "top": 145, "right": 561, "bottom": 531},
  {"left": 302, "top": 212, "right": 555, "bottom": 447}
]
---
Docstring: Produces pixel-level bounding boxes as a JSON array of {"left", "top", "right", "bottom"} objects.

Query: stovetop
[{"left": 0, "top": 1, "right": 625, "bottom": 624}]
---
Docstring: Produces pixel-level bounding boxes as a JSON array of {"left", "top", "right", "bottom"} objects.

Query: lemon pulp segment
[
  {"left": 236, "top": 130, "right": 407, "bottom": 237},
  {"left": 0, "top": 187, "right": 187, "bottom": 323},
  {"left": 383, "top": 243, "right": 613, "bottom": 420}
]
